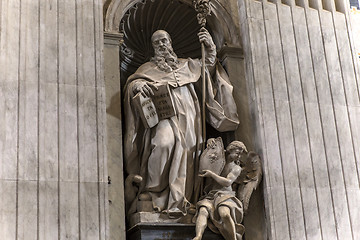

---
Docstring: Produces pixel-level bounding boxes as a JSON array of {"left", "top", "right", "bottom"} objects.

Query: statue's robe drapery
[{"left": 124, "top": 58, "right": 239, "bottom": 215}]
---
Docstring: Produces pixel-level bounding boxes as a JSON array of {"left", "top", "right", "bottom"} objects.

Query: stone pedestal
[
  {"left": 127, "top": 223, "right": 224, "bottom": 240},
  {"left": 129, "top": 212, "right": 194, "bottom": 227}
]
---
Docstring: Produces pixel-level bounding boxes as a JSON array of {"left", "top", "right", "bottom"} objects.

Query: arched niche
[
  {"left": 104, "top": 0, "right": 242, "bottom": 46},
  {"left": 103, "top": 0, "right": 266, "bottom": 239},
  {"left": 104, "top": 0, "right": 243, "bottom": 86}
]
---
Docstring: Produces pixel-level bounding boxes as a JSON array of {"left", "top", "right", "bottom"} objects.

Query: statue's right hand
[{"left": 132, "top": 81, "right": 158, "bottom": 98}]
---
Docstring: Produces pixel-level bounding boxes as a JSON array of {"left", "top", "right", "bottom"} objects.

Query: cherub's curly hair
[{"left": 226, "top": 141, "right": 247, "bottom": 153}]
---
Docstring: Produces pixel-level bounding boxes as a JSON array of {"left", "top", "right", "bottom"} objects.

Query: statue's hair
[
  {"left": 151, "top": 30, "right": 172, "bottom": 44},
  {"left": 226, "top": 141, "right": 247, "bottom": 153}
]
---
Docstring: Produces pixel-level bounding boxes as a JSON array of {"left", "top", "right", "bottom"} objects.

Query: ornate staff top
[{"left": 193, "top": 0, "right": 211, "bottom": 27}]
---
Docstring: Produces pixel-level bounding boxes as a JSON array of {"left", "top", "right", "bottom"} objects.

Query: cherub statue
[{"left": 192, "top": 138, "right": 262, "bottom": 240}]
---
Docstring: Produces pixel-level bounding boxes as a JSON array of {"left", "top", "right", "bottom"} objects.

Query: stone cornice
[
  {"left": 104, "top": 32, "right": 123, "bottom": 46},
  {"left": 218, "top": 46, "right": 244, "bottom": 61}
]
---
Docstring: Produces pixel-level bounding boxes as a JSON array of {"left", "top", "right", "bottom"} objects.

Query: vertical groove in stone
[
  {"left": 275, "top": 3, "right": 308, "bottom": 239},
  {"left": 332, "top": 12, "right": 359, "bottom": 240},
  {"left": 93, "top": 0, "right": 101, "bottom": 238},
  {"left": 260, "top": 3, "right": 278, "bottom": 238},
  {"left": 57, "top": 0, "right": 60, "bottom": 239},
  {"left": 97, "top": 0, "right": 107, "bottom": 237},
  {"left": 252, "top": 1, "right": 289, "bottom": 239},
  {"left": 240, "top": 1, "right": 275, "bottom": 238},
  {"left": 328, "top": 12, "right": 355, "bottom": 240},
  {"left": 75, "top": 0, "right": 81, "bottom": 238},
  {"left": 248, "top": 1, "right": 291, "bottom": 238},
  {"left": 290, "top": 5, "right": 323, "bottom": 239},
  {"left": 334, "top": 12, "right": 360, "bottom": 186},
  {"left": 295, "top": 7, "right": 323, "bottom": 239},
  {"left": 345, "top": 16, "right": 360, "bottom": 100},
  {"left": 15, "top": 0, "right": 22, "bottom": 238},
  {"left": 343, "top": 11, "right": 360, "bottom": 227},
  {"left": 261, "top": 2, "right": 292, "bottom": 239},
  {"left": 77, "top": 0, "right": 101, "bottom": 238},
  {"left": 57, "top": 0, "right": 60, "bottom": 238},
  {"left": 309, "top": 7, "right": 339, "bottom": 239},
  {"left": 93, "top": 0, "right": 102, "bottom": 238},
  {"left": 250, "top": 2, "right": 274, "bottom": 237},
  {"left": 58, "top": 0, "right": 80, "bottom": 238},
  {"left": 37, "top": 0, "right": 41, "bottom": 239},
  {"left": 278, "top": 5, "right": 308, "bottom": 239},
  {"left": 317, "top": 11, "right": 340, "bottom": 240},
  {"left": 18, "top": 0, "right": 40, "bottom": 237},
  {"left": 39, "top": 0, "right": 60, "bottom": 238},
  {"left": 318, "top": 10, "right": 353, "bottom": 239},
  {"left": 300, "top": 6, "right": 337, "bottom": 240},
  {"left": 307, "top": 8, "right": 339, "bottom": 239}
]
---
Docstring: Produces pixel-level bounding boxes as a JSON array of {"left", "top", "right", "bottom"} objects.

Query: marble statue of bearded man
[{"left": 123, "top": 28, "right": 239, "bottom": 216}]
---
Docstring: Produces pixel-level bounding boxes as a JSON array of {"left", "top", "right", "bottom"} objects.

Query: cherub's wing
[{"left": 236, "top": 151, "right": 262, "bottom": 214}]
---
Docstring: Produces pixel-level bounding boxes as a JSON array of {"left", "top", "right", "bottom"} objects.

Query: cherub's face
[{"left": 227, "top": 147, "right": 244, "bottom": 163}]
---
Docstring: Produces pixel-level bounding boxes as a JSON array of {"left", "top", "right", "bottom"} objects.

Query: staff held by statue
[{"left": 193, "top": 0, "right": 211, "bottom": 151}]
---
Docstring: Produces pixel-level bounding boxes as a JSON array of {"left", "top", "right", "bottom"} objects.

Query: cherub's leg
[
  {"left": 218, "top": 206, "right": 236, "bottom": 240},
  {"left": 193, "top": 207, "right": 209, "bottom": 240}
]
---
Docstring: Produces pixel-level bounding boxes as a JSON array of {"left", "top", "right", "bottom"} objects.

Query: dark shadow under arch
[{"left": 119, "top": 0, "right": 204, "bottom": 86}]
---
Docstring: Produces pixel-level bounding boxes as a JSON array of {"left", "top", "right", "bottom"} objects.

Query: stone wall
[
  {"left": 238, "top": 0, "right": 360, "bottom": 239},
  {"left": 0, "top": 0, "right": 108, "bottom": 239}
]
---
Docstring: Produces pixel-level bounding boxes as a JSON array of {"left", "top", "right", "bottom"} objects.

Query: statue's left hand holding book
[{"left": 132, "top": 83, "right": 176, "bottom": 128}]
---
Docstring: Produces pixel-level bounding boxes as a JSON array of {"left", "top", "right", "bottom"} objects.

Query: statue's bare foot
[
  {"left": 188, "top": 206, "right": 197, "bottom": 215},
  {"left": 192, "top": 237, "right": 201, "bottom": 240}
]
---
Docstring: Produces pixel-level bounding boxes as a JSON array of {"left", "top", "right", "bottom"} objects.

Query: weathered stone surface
[
  {"left": 0, "top": 0, "right": 107, "bottom": 239},
  {"left": 239, "top": 0, "right": 360, "bottom": 239}
]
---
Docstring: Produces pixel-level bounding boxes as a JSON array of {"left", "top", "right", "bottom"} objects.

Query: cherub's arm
[{"left": 199, "top": 165, "right": 242, "bottom": 187}]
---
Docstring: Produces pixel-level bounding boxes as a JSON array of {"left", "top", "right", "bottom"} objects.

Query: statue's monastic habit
[{"left": 123, "top": 28, "right": 239, "bottom": 216}]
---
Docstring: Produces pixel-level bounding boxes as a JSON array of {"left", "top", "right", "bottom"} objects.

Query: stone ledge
[
  {"left": 129, "top": 212, "right": 194, "bottom": 228},
  {"left": 127, "top": 223, "right": 224, "bottom": 240}
]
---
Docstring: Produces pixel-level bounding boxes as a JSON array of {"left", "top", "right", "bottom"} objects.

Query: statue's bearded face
[
  {"left": 152, "top": 32, "right": 172, "bottom": 53},
  {"left": 151, "top": 30, "right": 179, "bottom": 72}
]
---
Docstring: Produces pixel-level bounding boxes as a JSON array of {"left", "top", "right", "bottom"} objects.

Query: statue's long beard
[{"left": 151, "top": 46, "right": 179, "bottom": 72}]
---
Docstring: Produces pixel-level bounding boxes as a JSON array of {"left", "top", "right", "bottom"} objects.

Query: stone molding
[
  {"left": 104, "top": 32, "right": 123, "bottom": 46},
  {"left": 218, "top": 46, "right": 244, "bottom": 62}
]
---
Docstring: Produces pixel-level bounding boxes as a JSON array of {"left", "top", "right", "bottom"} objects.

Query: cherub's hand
[
  {"left": 199, "top": 169, "right": 214, "bottom": 178},
  {"left": 132, "top": 81, "right": 159, "bottom": 98},
  {"left": 206, "top": 138, "right": 216, "bottom": 149}
]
